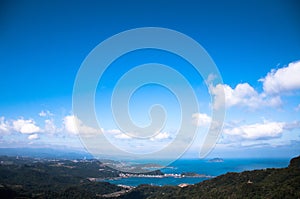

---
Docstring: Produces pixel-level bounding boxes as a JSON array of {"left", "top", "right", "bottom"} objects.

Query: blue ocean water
[{"left": 104, "top": 158, "right": 290, "bottom": 187}]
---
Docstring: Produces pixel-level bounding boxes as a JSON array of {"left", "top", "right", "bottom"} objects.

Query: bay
[{"left": 103, "top": 158, "right": 290, "bottom": 187}]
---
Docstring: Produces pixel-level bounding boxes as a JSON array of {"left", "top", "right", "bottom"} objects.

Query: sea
[{"left": 103, "top": 158, "right": 290, "bottom": 187}]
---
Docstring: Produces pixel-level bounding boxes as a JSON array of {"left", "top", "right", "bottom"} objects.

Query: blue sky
[{"left": 0, "top": 0, "right": 300, "bottom": 158}]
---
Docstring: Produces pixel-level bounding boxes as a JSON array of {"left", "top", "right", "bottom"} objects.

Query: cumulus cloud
[
  {"left": 39, "top": 110, "right": 54, "bottom": 117},
  {"left": 114, "top": 133, "right": 131, "bottom": 139},
  {"left": 192, "top": 113, "right": 211, "bottom": 126},
  {"left": 260, "top": 61, "right": 300, "bottom": 94},
  {"left": 28, "top": 134, "right": 39, "bottom": 140},
  {"left": 219, "top": 119, "right": 300, "bottom": 148},
  {"left": 106, "top": 129, "right": 122, "bottom": 134},
  {"left": 103, "top": 128, "right": 132, "bottom": 139},
  {"left": 211, "top": 83, "right": 281, "bottom": 109},
  {"left": 223, "top": 121, "right": 285, "bottom": 140},
  {"left": 209, "top": 61, "right": 300, "bottom": 110},
  {"left": 12, "top": 119, "right": 41, "bottom": 134},
  {"left": 150, "top": 132, "right": 171, "bottom": 141},
  {"left": 0, "top": 117, "right": 10, "bottom": 134},
  {"left": 63, "top": 115, "right": 77, "bottom": 134},
  {"left": 63, "top": 115, "right": 101, "bottom": 136},
  {"left": 44, "top": 119, "right": 58, "bottom": 134}
]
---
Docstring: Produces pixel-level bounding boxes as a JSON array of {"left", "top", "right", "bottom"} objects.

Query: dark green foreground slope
[
  {"left": 120, "top": 155, "right": 300, "bottom": 199},
  {"left": 0, "top": 157, "right": 123, "bottom": 198}
]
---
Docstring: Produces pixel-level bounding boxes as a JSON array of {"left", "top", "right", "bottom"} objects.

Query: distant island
[{"left": 208, "top": 158, "right": 224, "bottom": 162}]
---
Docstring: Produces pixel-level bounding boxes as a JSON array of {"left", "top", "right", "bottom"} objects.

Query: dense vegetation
[
  {"left": 1, "top": 155, "right": 299, "bottom": 198},
  {"left": 0, "top": 156, "right": 123, "bottom": 198},
  {"left": 120, "top": 155, "right": 300, "bottom": 199}
]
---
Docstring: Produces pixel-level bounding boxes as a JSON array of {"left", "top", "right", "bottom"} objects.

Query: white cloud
[
  {"left": 260, "top": 61, "right": 300, "bottom": 94},
  {"left": 39, "top": 110, "right": 53, "bottom": 117},
  {"left": 114, "top": 133, "right": 131, "bottom": 139},
  {"left": 150, "top": 132, "right": 170, "bottom": 141},
  {"left": 63, "top": 115, "right": 101, "bottom": 136},
  {"left": 64, "top": 115, "right": 77, "bottom": 134},
  {"left": 44, "top": 119, "right": 58, "bottom": 134},
  {"left": 206, "top": 73, "right": 217, "bottom": 84},
  {"left": 39, "top": 111, "right": 47, "bottom": 117},
  {"left": 192, "top": 113, "right": 211, "bottom": 126},
  {"left": 106, "top": 129, "right": 122, "bottom": 134},
  {"left": 0, "top": 117, "right": 10, "bottom": 134},
  {"left": 28, "top": 134, "right": 39, "bottom": 140},
  {"left": 211, "top": 83, "right": 281, "bottom": 109},
  {"left": 102, "top": 128, "right": 129, "bottom": 139},
  {"left": 211, "top": 83, "right": 257, "bottom": 109},
  {"left": 223, "top": 121, "right": 285, "bottom": 140},
  {"left": 12, "top": 119, "right": 41, "bottom": 134},
  {"left": 107, "top": 129, "right": 133, "bottom": 139},
  {"left": 210, "top": 61, "right": 300, "bottom": 110}
]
